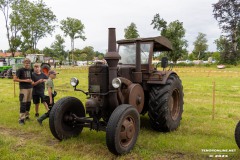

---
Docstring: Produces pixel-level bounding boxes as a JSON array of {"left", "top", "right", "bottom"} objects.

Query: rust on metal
[
  {"left": 127, "top": 84, "right": 144, "bottom": 113},
  {"left": 119, "top": 115, "right": 136, "bottom": 147},
  {"left": 169, "top": 88, "right": 180, "bottom": 120}
]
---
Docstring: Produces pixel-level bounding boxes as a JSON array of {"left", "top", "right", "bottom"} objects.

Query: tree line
[{"left": 1, "top": 0, "right": 240, "bottom": 64}]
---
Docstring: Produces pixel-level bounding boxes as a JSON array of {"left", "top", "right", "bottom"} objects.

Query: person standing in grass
[
  {"left": 13, "top": 58, "right": 33, "bottom": 125},
  {"left": 32, "top": 63, "right": 49, "bottom": 117},
  {"left": 37, "top": 70, "right": 57, "bottom": 125}
]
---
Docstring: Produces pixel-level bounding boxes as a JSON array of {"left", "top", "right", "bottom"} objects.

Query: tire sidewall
[
  {"left": 50, "top": 97, "right": 85, "bottom": 140},
  {"left": 115, "top": 108, "right": 140, "bottom": 154},
  {"left": 106, "top": 105, "right": 140, "bottom": 155}
]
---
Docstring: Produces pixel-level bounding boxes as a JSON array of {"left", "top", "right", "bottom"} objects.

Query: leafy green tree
[
  {"left": 81, "top": 46, "right": 94, "bottom": 63},
  {"left": 42, "top": 47, "right": 54, "bottom": 57},
  {"left": 50, "top": 34, "right": 67, "bottom": 61},
  {"left": 11, "top": 0, "right": 57, "bottom": 54},
  {"left": 181, "top": 51, "right": 189, "bottom": 60},
  {"left": 60, "top": 17, "right": 86, "bottom": 63},
  {"left": 212, "top": 52, "right": 220, "bottom": 62},
  {"left": 188, "top": 53, "right": 195, "bottom": 61},
  {"left": 9, "top": 7, "right": 22, "bottom": 54},
  {"left": 213, "top": 0, "right": 240, "bottom": 53},
  {"left": 214, "top": 36, "right": 230, "bottom": 52},
  {"left": 0, "top": 0, "right": 19, "bottom": 56},
  {"left": 94, "top": 51, "right": 104, "bottom": 60},
  {"left": 203, "top": 52, "right": 213, "bottom": 61},
  {"left": 79, "top": 53, "right": 87, "bottom": 61},
  {"left": 151, "top": 14, "right": 188, "bottom": 63},
  {"left": 73, "top": 49, "right": 82, "bottom": 61},
  {"left": 192, "top": 32, "right": 208, "bottom": 60},
  {"left": 151, "top": 13, "right": 167, "bottom": 33},
  {"left": 124, "top": 22, "right": 140, "bottom": 39},
  {"left": 214, "top": 36, "right": 236, "bottom": 64}
]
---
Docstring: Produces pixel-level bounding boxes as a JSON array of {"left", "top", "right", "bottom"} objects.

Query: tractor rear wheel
[
  {"left": 41, "top": 64, "right": 50, "bottom": 75},
  {"left": 49, "top": 96, "right": 85, "bottom": 140},
  {"left": 148, "top": 74, "right": 183, "bottom": 132},
  {"left": 235, "top": 121, "right": 240, "bottom": 148},
  {"left": 106, "top": 104, "right": 140, "bottom": 155},
  {"left": 6, "top": 69, "right": 12, "bottom": 79},
  {"left": 1, "top": 70, "right": 7, "bottom": 78}
]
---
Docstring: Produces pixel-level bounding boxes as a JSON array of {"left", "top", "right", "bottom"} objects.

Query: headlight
[
  {"left": 70, "top": 77, "right": 79, "bottom": 87},
  {"left": 112, "top": 78, "right": 121, "bottom": 89}
]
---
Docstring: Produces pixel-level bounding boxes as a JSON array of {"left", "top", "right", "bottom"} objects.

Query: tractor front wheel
[
  {"left": 6, "top": 69, "right": 12, "bottom": 79},
  {"left": 148, "top": 74, "right": 184, "bottom": 132},
  {"left": 49, "top": 96, "right": 85, "bottom": 140},
  {"left": 106, "top": 104, "right": 140, "bottom": 155}
]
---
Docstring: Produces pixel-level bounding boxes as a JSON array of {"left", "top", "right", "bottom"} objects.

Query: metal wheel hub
[
  {"left": 120, "top": 116, "right": 135, "bottom": 147},
  {"left": 169, "top": 89, "right": 180, "bottom": 120}
]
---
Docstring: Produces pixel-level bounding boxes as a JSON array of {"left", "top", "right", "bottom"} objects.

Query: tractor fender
[
  {"left": 41, "top": 63, "right": 51, "bottom": 75},
  {"left": 41, "top": 63, "right": 51, "bottom": 68},
  {"left": 147, "top": 71, "right": 178, "bottom": 85}
]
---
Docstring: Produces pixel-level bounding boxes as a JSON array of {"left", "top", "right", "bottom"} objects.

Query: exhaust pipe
[
  {"left": 108, "top": 28, "right": 117, "bottom": 52},
  {"left": 104, "top": 28, "right": 121, "bottom": 67},
  {"left": 104, "top": 28, "right": 121, "bottom": 110}
]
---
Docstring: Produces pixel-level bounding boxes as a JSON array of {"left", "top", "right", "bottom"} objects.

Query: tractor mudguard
[{"left": 147, "top": 71, "right": 177, "bottom": 85}]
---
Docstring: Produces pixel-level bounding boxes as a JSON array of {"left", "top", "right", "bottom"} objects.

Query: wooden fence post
[
  {"left": 212, "top": 81, "right": 216, "bottom": 120},
  {"left": 14, "top": 81, "right": 16, "bottom": 97}
]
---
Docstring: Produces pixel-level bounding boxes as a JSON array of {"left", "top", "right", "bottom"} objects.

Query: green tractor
[{"left": 0, "top": 57, "right": 25, "bottom": 78}]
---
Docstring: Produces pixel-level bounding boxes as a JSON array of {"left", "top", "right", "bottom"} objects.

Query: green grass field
[{"left": 1, "top": 66, "right": 240, "bottom": 159}]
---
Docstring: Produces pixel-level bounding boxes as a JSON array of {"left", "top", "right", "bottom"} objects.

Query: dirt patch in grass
[
  {"left": 0, "top": 126, "right": 35, "bottom": 139},
  {"left": 0, "top": 126, "right": 58, "bottom": 147}
]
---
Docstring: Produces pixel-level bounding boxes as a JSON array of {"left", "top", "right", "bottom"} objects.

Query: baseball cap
[{"left": 48, "top": 70, "right": 59, "bottom": 75}]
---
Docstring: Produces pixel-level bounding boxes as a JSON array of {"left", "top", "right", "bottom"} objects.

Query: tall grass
[{"left": 0, "top": 66, "right": 240, "bottom": 159}]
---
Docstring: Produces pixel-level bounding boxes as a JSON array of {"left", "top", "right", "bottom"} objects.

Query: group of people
[{"left": 13, "top": 58, "right": 57, "bottom": 125}]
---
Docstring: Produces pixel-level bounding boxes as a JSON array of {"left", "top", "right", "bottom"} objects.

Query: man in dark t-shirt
[
  {"left": 32, "top": 63, "right": 48, "bottom": 117},
  {"left": 13, "top": 58, "right": 33, "bottom": 125}
]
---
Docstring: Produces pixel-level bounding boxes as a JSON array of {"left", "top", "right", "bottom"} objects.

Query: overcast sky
[{"left": 0, "top": 0, "right": 221, "bottom": 53}]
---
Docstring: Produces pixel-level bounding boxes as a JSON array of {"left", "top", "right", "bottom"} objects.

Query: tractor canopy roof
[{"left": 117, "top": 36, "right": 173, "bottom": 52}]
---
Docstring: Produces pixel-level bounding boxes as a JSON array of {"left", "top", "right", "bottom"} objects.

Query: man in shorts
[
  {"left": 32, "top": 63, "right": 49, "bottom": 117},
  {"left": 13, "top": 58, "right": 33, "bottom": 125}
]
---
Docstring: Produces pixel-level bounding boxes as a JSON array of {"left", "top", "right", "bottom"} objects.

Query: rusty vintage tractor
[{"left": 49, "top": 28, "right": 184, "bottom": 155}]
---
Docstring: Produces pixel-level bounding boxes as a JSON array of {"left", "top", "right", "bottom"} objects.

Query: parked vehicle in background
[{"left": 0, "top": 57, "right": 25, "bottom": 78}]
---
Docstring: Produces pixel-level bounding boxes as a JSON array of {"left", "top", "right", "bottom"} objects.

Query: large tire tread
[{"left": 148, "top": 74, "right": 184, "bottom": 132}]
